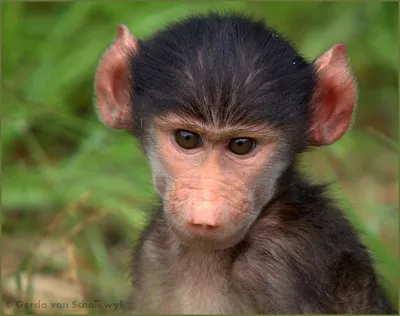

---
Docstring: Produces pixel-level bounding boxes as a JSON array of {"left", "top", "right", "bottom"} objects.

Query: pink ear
[
  {"left": 309, "top": 44, "right": 357, "bottom": 146},
  {"left": 95, "top": 25, "right": 138, "bottom": 129}
]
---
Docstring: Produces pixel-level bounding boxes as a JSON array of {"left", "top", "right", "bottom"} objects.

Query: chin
[{"left": 168, "top": 222, "right": 248, "bottom": 250}]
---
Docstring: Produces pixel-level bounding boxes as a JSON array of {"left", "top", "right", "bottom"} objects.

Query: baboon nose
[{"left": 185, "top": 206, "right": 222, "bottom": 235}]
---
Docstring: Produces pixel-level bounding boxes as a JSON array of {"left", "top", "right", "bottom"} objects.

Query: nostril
[
  {"left": 205, "top": 224, "right": 219, "bottom": 229},
  {"left": 187, "top": 222, "right": 220, "bottom": 231},
  {"left": 191, "top": 223, "right": 219, "bottom": 229},
  {"left": 186, "top": 211, "right": 222, "bottom": 232}
]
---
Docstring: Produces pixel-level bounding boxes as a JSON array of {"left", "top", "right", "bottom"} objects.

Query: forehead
[{"left": 133, "top": 13, "right": 315, "bottom": 129}]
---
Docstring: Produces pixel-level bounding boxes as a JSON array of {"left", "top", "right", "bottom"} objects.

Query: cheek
[
  {"left": 252, "top": 150, "right": 290, "bottom": 206},
  {"left": 155, "top": 174, "right": 167, "bottom": 195},
  {"left": 146, "top": 148, "right": 173, "bottom": 195}
]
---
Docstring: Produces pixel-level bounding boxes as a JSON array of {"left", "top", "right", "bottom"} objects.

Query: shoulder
[{"left": 249, "top": 187, "right": 367, "bottom": 261}]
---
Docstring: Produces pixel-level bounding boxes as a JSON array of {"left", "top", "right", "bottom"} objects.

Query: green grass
[{"left": 2, "top": 2, "right": 398, "bottom": 314}]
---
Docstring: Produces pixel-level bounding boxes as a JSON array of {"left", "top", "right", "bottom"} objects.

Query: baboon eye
[
  {"left": 174, "top": 130, "right": 202, "bottom": 150},
  {"left": 228, "top": 138, "right": 256, "bottom": 155}
]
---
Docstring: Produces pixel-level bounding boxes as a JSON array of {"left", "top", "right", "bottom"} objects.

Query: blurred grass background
[{"left": 1, "top": 1, "right": 398, "bottom": 314}]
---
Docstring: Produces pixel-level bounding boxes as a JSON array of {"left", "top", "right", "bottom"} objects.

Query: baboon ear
[
  {"left": 94, "top": 24, "right": 138, "bottom": 129},
  {"left": 309, "top": 44, "right": 357, "bottom": 146}
]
